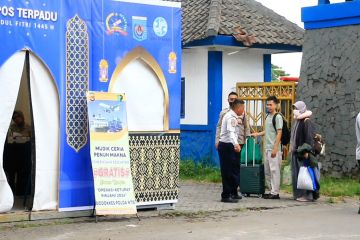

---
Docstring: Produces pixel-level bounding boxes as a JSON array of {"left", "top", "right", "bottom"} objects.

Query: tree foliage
[{"left": 272, "top": 64, "right": 289, "bottom": 81}]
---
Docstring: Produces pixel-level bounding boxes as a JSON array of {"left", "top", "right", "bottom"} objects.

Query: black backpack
[{"left": 271, "top": 113, "right": 291, "bottom": 145}]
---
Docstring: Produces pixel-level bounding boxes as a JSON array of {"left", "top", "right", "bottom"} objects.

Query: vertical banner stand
[{"left": 87, "top": 91, "right": 138, "bottom": 222}]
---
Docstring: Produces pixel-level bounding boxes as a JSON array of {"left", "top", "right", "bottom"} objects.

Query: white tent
[{"left": 0, "top": 50, "right": 59, "bottom": 212}]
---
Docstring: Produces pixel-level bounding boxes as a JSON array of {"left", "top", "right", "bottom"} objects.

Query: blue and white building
[{"left": 176, "top": 0, "right": 304, "bottom": 165}]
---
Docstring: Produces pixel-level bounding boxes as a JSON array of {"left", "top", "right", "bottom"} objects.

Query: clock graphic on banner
[{"left": 153, "top": 17, "right": 167, "bottom": 37}]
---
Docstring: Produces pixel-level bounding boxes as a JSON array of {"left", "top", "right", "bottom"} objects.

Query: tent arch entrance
[{"left": 0, "top": 50, "right": 60, "bottom": 213}]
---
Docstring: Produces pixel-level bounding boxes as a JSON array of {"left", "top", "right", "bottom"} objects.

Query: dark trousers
[
  {"left": 234, "top": 151, "right": 240, "bottom": 194},
  {"left": 358, "top": 160, "right": 360, "bottom": 210},
  {"left": 3, "top": 142, "right": 32, "bottom": 195},
  {"left": 218, "top": 142, "right": 238, "bottom": 199},
  {"left": 234, "top": 144, "right": 244, "bottom": 194}
]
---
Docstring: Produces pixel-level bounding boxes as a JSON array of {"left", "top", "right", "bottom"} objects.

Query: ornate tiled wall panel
[
  {"left": 65, "top": 15, "right": 89, "bottom": 152},
  {"left": 129, "top": 133, "right": 179, "bottom": 204}
]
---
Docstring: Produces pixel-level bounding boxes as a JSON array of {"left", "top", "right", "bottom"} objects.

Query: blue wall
[
  {"left": 180, "top": 130, "right": 213, "bottom": 164},
  {"left": 180, "top": 51, "right": 223, "bottom": 166},
  {"left": 263, "top": 54, "right": 272, "bottom": 82},
  {"left": 302, "top": 1, "right": 360, "bottom": 29}
]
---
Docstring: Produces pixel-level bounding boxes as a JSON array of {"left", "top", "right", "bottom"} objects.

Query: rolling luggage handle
[{"left": 245, "top": 137, "right": 256, "bottom": 167}]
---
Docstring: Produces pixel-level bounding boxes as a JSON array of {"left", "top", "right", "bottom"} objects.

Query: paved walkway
[
  {"left": 2, "top": 202, "right": 359, "bottom": 240},
  {"left": 172, "top": 181, "right": 321, "bottom": 214},
  {"left": 1, "top": 181, "right": 355, "bottom": 223}
]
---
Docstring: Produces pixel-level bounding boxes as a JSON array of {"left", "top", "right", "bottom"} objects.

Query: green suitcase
[
  {"left": 240, "top": 137, "right": 262, "bottom": 164},
  {"left": 240, "top": 137, "right": 265, "bottom": 197}
]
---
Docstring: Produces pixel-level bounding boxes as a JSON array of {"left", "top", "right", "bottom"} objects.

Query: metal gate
[{"left": 236, "top": 82, "right": 296, "bottom": 134}]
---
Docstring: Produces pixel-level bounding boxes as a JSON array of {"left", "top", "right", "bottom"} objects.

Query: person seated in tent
[
  {"left": 4, "top": 110, "right": 32, "bottom": 194},
  {"left": 8, "top": 110, "right": 32, "bottom": 142}
]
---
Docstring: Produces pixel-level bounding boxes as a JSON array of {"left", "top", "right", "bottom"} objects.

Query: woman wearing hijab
[{"left": 290, "top": 101, "right": 316, "bottom": 202}]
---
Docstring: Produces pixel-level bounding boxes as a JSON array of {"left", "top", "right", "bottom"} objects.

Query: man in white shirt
[
  {"left": 218, "top": 99, "right": 245, "bottom": 203},
  {"left": 215, "top": 92, "right": 238, "bottom": 150}
]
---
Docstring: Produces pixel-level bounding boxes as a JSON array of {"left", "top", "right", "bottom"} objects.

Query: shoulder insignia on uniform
[
  {"left": 221, "top": 108, "right": 230, "bottom": 114},
  {"left": 231, "top": 119, "right": 237, "bottom": 127}
]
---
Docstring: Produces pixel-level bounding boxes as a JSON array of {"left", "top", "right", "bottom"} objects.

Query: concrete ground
[{"left": 0, "top": 182, "right": 359, "bottom": 240}]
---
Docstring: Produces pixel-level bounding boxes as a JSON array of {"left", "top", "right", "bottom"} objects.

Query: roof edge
[
  {"left": 206, "top": 0, "right": 222, "bottom": 37},
  {"left": 183, "top": 36, "right": 303, "bottom": 52}
]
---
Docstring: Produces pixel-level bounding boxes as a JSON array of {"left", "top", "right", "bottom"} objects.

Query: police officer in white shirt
[
  {"left": 215, "top": 92, "right": 238, "bottom": 150},
  {"left": 218, "top": 99, "right": 245, "bottom": 203}
]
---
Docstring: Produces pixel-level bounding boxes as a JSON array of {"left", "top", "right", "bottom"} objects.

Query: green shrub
[
  {"left": 281, "top": 176, "right": 359, "bottom": 198},
  {"left": 179, "top": 160, "right": 221, "bottom": 183},
  {"left": 180, "top": 160, "right": 360, "bottom": 197},
  {"left": 319, "top": 177, "right": 360, "bottom": 197}
]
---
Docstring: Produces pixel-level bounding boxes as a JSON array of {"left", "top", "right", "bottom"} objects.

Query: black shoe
[
  {"left": 262, "top": 193, "right": 271, "bottom": 198},
  {"left": 358, "top": 207, "right": 360, "bottom": 214},
  {"left": 232, "top": 194, "right": 242, "bottom": 200},
  {"left": 221, "top": 197, "right": 239, "bottom": 203},
  {"left": 264, "top": 194, "right": 280, "bottom": 200},
  {"left": 313, "top": 191, "right": 320, "bottom": 200}
]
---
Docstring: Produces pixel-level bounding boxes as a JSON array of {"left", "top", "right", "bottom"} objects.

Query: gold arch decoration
[
  {"left": 237, "top": 82, "right": 296, "bottom": 157},
  {"left": 65, "top": 15, "right": 89, "bottom": 152},
  {"left": 236, "top": 82, "right": 296, "bottom": 133},
  {"left": 108, "top": 46, "right": 170, "bottom": 131}
]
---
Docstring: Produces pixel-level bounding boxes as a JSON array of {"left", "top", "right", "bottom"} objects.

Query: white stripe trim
[
  {"left": 136, "top": 199, "right": 178, "bottom": 206},
  {"left": 59, "top": 206, "right": 94, "bottom": 212},
  {"left": 132, "top": 16, "right": 147, "bottom": 20},
  {"left": 113, "top": 0, "right": 181, "bottom": 8},
  {"left": 59, "top": 200, "right": 178, "bottom": 212}
]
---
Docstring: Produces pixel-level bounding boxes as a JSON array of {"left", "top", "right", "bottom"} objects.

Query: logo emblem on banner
[
  {"left": 153, "top": 17, "right": 167, "bottom": 37},
  {"left": 132, "top": 16, "right": 147, "bottom": 41},
  {"left": 106, "top": 13, "right": 128, "bottom": 36}
]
